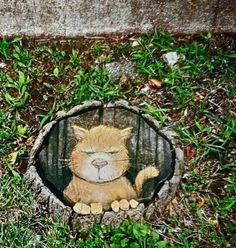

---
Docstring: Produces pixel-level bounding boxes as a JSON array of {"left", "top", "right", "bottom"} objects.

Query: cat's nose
[{"left": 92, "top": 158, "right": 108, "bottom": 169}]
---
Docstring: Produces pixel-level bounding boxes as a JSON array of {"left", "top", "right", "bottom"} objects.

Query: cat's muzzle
[{"left": 92, "top": 158, "right": 108, "bottom": 169}]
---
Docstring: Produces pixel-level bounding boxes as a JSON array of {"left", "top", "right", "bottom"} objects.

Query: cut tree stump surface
[{"left": 25, "top": 101, "right": 184, "bottom": 228}]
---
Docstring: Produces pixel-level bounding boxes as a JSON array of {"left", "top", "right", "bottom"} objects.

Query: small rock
[
  {"left": 132, "top": 40, "right": 139, "bottom": 47},
  {"left": 90, "top": 203, "right": 103, "bottom": 214},
  {"left": 111, "top": 200, "right": 120, "bottom": 212},
  {"left": 162, "top": 52, "right": 185, "bottom": 68},
  {"left": 162, "top": 52, "right": 178, "bottom": 67},
  {"left": 95, "top": 54, "right": 108, "bottom": 64},
  {"left": 0, "top": 62, "right": 6, "bottom": 68},
  {"left": 73, "top": 202, "right": 91, "bottom": 215},
  {"left": 141, "top": 84, "right": 151, "bottom": 94},
  {"left": 120, "top": 74, "right": 128, "bottom": 84},
  {"left": 119, "top": 199, "right": 130, "bottom": 210},
  {"left": 105, "top": 61, "right": 136, "bottom": 82},
  {"left": 129, "top": 199, "right": 139, "bottom": 209}
]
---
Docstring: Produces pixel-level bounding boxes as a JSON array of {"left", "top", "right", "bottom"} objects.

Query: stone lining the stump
[{"left": 24, "top": 100, "right": 184, "bottom": 228}]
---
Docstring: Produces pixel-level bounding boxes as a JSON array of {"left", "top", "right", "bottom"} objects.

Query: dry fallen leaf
[
  {"left": 165, "top": 197, "right": 180, "bottom": 216},
  {"left": 208, "top": 217, "right": 219, "bottom": 226},
  {"left": 111, "top": 36, "right": 124, "bottom": 42},
  {"left": 8, "top": 151, "right": 18, "bottom": 165},
  {"left": 0, "top": 165, "right": 5, "bottom": 178},
  {"left": 25, "top": 136, "right": 35, "bottom": 147},
  {"left": 230, "top": 110, "right": 236, "bottom": 119},
  {"left": 148, "top": 79, "right": 162, "bottom": 89},
  {"left": 193, "top": 92, "right": 204, "bottom": 102},
  {"left": 197, "top": 196, "right": 206, "bottom": 208},
  {"left": 184, "top": 146, "right": 197, "bottom": 160},
  {"left": 120, "top": 74, "right": 129, "bottom": 84}
]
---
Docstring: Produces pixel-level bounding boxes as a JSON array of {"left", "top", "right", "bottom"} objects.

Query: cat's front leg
[{"left": 63, "top": 178, "right": 82, "bottom": 205}]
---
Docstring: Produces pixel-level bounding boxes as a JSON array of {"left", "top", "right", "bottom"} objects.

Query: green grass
[
  {"left": 3, "top": 71, "right": 31, "bottom": 108},
  {"left": 73, "top": 65, "right": 120, "bottom": 103},
  {"left": 0, "top": 174, "right": 169, "bottom": 248},
  {"left": 0, "top": 32, "right": 235, "bottom": 247}
]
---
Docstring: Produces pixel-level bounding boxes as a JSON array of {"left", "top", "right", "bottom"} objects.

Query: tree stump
[{"left": 25, "top": 100, "right": 184, "bottom": 227}]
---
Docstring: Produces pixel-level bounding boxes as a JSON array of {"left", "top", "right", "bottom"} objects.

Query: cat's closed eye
[
  {"left": 80, "top": 150, "right": 96, "bottom": 155},
  {"left": 86, "top": 151, "right": 96, "bottom": 155},
  {"left": 80, "top": 150, "right": 119, "bottom": 155},
  {"left": 107, "top": 151, "right": 119, "bottom": 154}
]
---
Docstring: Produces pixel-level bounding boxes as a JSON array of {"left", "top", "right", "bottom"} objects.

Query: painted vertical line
[
  {"left": 134, "top": 112, "right": 141, "bottom": 171},
  {"left": 155, "top": 133, "right": 159, "bottom": 167},
  {"left": 98, "top": 106, "right": 104, "bottom": 124},
  {"left": 45, "top": 140, "right": 48, "bottom": 169},
  {"left": 63, "top": 118, "right": 68, "bottom": 161},
  {"left": 54, "top": 124, "right": 59, "bottom": 188},
  {"left": 56, "top": 121, "right": 62, "bottom": 190},
  {"left": 163, "top": 140, "right": 172, "bottom": 178},
  {"left": 39, "top": 148, "right": 47, "bottom": 174},
  {"left": 47, "top": 126, "right": 57, "bottom": 182},
  {"left": 61, "top": 118, "right": 68, "bottom": 191},
  {"left": 47, "top": 131, "right": 52, "bottom": 180},
  {"left": 148, "top": 126, "right": 151, "bottom": 163},
  {"left": 113, "top": 107, "right": 116, "bottom": 126},
  {"left": 162, "top": 139, "right": 170, "bottom": 179}
]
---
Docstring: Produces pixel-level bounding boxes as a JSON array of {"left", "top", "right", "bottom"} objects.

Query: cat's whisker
[
  {"left": 109, "top": 158, "right": 141, "bottom": 162},
  {"left": 110, "top": 158, "right": 130, "bottom": 162},
  {"left": 58, "top": 158, "right": 70, "bottom": 162},
  {"left": 52, "top": 163, "right": 70, "bottom": 168}
]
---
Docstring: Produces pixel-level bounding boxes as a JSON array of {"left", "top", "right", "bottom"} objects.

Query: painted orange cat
[{"left": 63, "top": 125, "right": 159, "bottom": 210}]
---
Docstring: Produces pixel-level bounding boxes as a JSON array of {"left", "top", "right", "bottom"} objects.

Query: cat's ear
[
  {"left": 120, "top": 127, "right": 133, "bottom": 141},
  {"left": 72, "top": 125, "right": 88, "bottom": 141}
]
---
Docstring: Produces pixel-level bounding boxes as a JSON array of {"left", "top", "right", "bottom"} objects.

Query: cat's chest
[{"left": 73, "top": 176, "right": 136, "bottom": 199}]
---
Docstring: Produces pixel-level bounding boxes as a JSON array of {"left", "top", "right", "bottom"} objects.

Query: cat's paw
[
  {"left": 111, "top": 199, "right": 129, "bottom": 212},
  {"left": 90, "top": 202, "right": 103, "bottom": 214},
  {"left": 129, "top": 199, "right": 139, "bottom": 209},
  {"left": 143, "top": 166, "right": 159, "bottom": 178},
  {"left": 111, "top": 199, "right": 132, "bottom": 212},
  {"left": 73, "top": 202, "right": 91, "bottom": 214},
  {"left": 111, "top": 200, "right": 120, "bottom": 212},
  {"left": 119, "top": 199, "right": 130, "bottom": 210}
]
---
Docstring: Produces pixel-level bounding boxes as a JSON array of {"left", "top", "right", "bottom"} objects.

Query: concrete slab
[{"left": 0, "top": 0, "right": 235, "bottom": 38}]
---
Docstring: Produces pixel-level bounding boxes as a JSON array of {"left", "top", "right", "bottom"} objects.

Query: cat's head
[{"left": 70, "top": 125, "right": 132, "bottom": 183}]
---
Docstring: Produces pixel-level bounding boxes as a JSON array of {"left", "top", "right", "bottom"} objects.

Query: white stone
[
  {"left": 132, "top": 40, "right": 139, "bottom": 47},
  {"left": 141, "top": 84, "right": 151, "bottom": 94},
  {"left": 162, "top": 52, "right": 185, "bottom": 68},
  {"left": 0, "top": 62, "right": 6, "bottom": 68}
]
